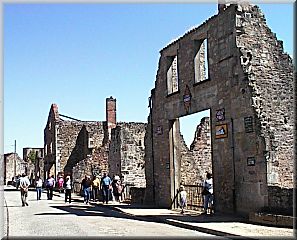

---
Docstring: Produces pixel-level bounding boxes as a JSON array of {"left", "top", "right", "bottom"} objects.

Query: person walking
[
  {"left": 19, "top": 173, "right": 30, "bottom": 207},
  {"left": 46, "top": 175, "right": 55, "bottom": 200},
  {"left": 82, "top": 175, "right": 92, "bottom": 204},
  {"left": 100, "top": 172, "right": 112, "bottom": 204},
  {"left": 92, "top": 175, "right": 100, "bottom": 202},
  {"left": 202, "top": 172, "right": 214, "bottom": 215},
  {"left": 179, "top": 185, "right": 187, "bottom": 214},
  {"left": 64, "top": 176, "right": 72, "bottom": 204},
  {"left": 35, "top": 176, "right": 43, "bottom": 200}
]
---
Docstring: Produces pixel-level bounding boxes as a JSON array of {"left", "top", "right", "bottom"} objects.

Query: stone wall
[
  {"left": 144, "top": 4, "right": 294, "bottom": 214},
  {"left": 4, "top": 153, "right": 26, "bottom": 184},
  {"left": 234, "top": 4, "right": 294, "bottom": 211},
  {"left": 59, "top": 121, "right": 107, "bottom": 174},
  {"left": 72, "top": 145, "right": 109, "bottom": 192},
  {"left": 109, "top": 122, "right": 147, "bottom": 188}
]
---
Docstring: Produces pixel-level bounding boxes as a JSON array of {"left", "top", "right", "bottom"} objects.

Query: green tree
[{"left": 28, "top": 150, "right": 37, "bottom": 164}]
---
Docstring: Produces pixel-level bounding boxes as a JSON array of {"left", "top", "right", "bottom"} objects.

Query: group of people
[
  {"left": 43, "top": 175, "right": 73, "bottom": 203},
  {"left": 81, "top": 173, "right": 124, "bottom": 205},
  {"left": 18, "top": 173, "right": 74, "bottom": 206},
  {"left": 179, "top": 172, "right": 214, "bottom": 215},
  {"left": 19, "top": 171, "right": 214, "bottom": 215}
]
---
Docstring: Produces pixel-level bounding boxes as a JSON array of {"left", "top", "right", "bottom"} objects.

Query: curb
[
  {"left": 105, "top": 205, "right": 257, "bottom": 239},
  {"left": 51, "top": 192, "right": 289, "bottom": 239}
]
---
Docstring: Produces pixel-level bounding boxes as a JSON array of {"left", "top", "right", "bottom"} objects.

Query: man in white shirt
[{"left": 19, "top": 173, "right": 30, "bottom": 206}]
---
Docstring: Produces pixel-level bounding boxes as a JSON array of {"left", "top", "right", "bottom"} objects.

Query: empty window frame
[
  {"left": 194, "top": 38, "right": 209, "bottom": 83},
  {"left": 167, "top": 55, "right": 179, "bottom": 95}
]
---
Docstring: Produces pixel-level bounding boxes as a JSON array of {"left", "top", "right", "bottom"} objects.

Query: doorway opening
[{"left": 177, "top": 109, "right": 212, "bottom": 211}]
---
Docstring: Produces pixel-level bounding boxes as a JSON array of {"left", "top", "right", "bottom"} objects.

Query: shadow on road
[{"left": 32, "top": 198, "right": 251, "bottom": 239}]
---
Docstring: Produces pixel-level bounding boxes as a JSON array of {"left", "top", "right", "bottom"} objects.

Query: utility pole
[{"left": 14, "top": 140, "right": 16, "bottom": 177}]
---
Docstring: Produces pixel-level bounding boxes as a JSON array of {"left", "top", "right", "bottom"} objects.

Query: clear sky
[{"left": 4, "top": 2, "right": 294, "bottom": 156}]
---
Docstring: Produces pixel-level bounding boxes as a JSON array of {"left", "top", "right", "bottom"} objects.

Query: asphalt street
[{"left": 2, "top": 186, "right": 222, "bottom": 239}]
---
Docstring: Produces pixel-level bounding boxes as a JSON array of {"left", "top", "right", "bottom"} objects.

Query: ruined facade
[
  {"left": 43, "top": 100, "right": 111, "bottom": 180},
  {"left": 43, "top": 97, "right": 147, "bottom": 193},
  {"left": 4, "top": 153, "right": 26, "bottom": 184},
  {"left": 144, "top": 4, "right": 294, "bottom": 215}
]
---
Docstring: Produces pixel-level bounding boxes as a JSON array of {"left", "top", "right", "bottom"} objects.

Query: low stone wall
[
  {"left": 130, "top": 187, "right": 146, "bottom": 204},
  {"left": 249, "top": 212, "right": 293, "bottom": 228},
  {"left": 267, "top": 186, "right": 293, "bottom": 214}
]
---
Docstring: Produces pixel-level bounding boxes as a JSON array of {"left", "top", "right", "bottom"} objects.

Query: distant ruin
[{"left": 43, "top": 97, "right": 147, "bottom": 194}]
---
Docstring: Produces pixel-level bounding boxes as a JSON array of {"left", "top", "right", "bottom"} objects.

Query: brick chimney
[
  {"left": 51, "top": 103, "right": 59, "bottom": 120},
  {"left": 106, "top": 96, "right": 117, "bottom": 140}
]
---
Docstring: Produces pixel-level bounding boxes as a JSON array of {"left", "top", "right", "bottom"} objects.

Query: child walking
[{"left": 179, "top": 185, "right": 187, "bottom": 214}]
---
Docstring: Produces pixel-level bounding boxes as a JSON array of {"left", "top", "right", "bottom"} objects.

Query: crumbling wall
[
  {"left": 72, "top": 145, "right": 109, "bottom": 193},
  {"left": 109, "top": 122, "right": 147, "bottom": 188},
  {"left": 145, "top": 4, "right": 293, "bottom": 214},
  {"left": 235, "top": 4, "right": 294, "bottom": 211},
  {"left": 56, "top": 121, "right": 106, "bottom": 174},
  {"left": 4, "top": 153, "right": 26, "bottom": 184},
  {"left": 180, "top": 117, "right": 212, "bottom": 185}
]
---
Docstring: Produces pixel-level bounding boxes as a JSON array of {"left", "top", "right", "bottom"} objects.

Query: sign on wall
[
  {"left": 156, "top": 126, "right": 163, "bottom": 135},
  {"left": 247, "top": 157, "right": 256, "bottom": 166},
  {"left": 215, "top": 124, "right": 228, "bottom": 139},
  {"left": 216, "top": 108, "right": 225, "bottom": 121},
  {"left": 183, "top": 85, "right": 192, "bottom": 114},
  {"left": 244, "top": 116, "right": 254, "bottom": 133}
]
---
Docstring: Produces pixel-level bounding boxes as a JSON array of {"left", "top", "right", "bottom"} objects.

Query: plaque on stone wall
[
  {"left": 166, "top": 162, "right": 170, "bottom": 169},
  {"left": 215, "top": 124, "right": 228, "bottom": 139},
  {"left": 183, "top": 85, "right": 192, "bottom": 114},
  {"left": 156, "top": 126, "right": 163, "bottom": 135},
  {"left": 244, "top": 116, "right": 254, "bottom": 133},
  {"left": 247, "top": 157, "right": 255, "bottom": 166},
  {"left": 216, "top": 108, "right": 225, "bottom": 121}
]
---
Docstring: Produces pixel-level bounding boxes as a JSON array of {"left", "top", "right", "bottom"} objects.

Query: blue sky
[{"left": 4, "top": 3, "right": 294, "bottom": 156}]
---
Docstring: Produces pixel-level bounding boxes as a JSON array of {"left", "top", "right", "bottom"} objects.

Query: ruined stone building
[
  {"left": 4, "top": 153, "right": 26, "bottom": 185},
  {"left": 144, "top": 3, "right": 294, "bottom": 216},
  {"left": 23, "top": 147, "right": 44, "bottom": 183},
  {"left": 43, "top": 97, "right": 147, "bottom": 192}
]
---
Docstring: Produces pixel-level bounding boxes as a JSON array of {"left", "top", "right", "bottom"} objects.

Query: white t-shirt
[
  {"left": 180, "top": 190, "right": 187, "bottom": 200},
  {"left": 36, "top": 179, "right": 43, "bottom": 188},
  {"left": 65, "top": 179, "right": 72, "bottom": 190},
  {"left": 19, "top": 176, "right": 30, "bottom": 189}
]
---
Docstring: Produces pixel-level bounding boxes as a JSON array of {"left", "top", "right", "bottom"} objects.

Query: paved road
[{"left": 2, "top": 186, "right": 222, "bottom": 238}]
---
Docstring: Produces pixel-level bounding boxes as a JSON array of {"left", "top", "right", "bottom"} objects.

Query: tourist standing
[
  {"left": 82, "top": 175, "right": 92, "bottom": 204},
  {"left": 112, "top": 175, "right": 123, "bottom": 202},
  {"left": 46, "top": 175, "right": 55, "bottom": 200},
  {"left": 35, "top": 176, "right": 43, "bottom": 200},
  {"left": 64, "top": 176, "right": 72, "bottom": 204},
  {"left": 179, "top": 185, "right": 187, "bottom": 214},
  {"left": 19, "top": 173, "right": 30, "bottom": 207},
  {"left": 92, "top": 175, "right": 100, "bottom": 201},
  {"left": 100, "top": 172, "right": 112, "bottom": 204},
  {"left": 202, "top": 172, "right": 214, "bottom": 215}
]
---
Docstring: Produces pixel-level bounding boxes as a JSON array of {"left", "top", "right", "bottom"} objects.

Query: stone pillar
[{"left": 106, "top": 96, "right": 117, "bottom": 140}]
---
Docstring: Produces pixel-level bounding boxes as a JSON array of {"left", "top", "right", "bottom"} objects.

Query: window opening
[
  {"left": 167, "top": 55, "right": 179, "bottom": 95},
  {"left": 194, "top": 39, "right": 209, "bottom": 83}
]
